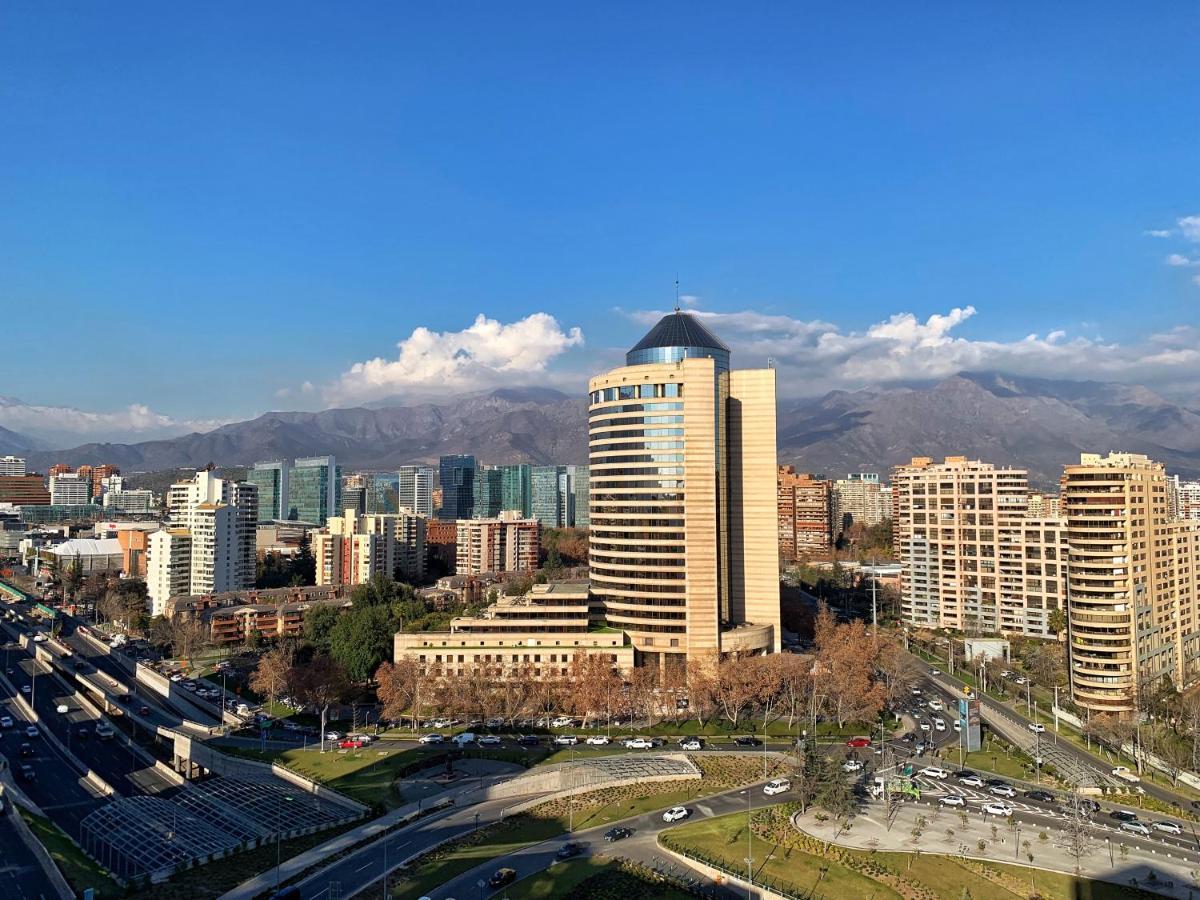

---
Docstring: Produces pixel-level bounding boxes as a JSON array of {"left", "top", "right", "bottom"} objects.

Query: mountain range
[{"left": 6, "top": 374, "right": 1200, "bottom": 486}]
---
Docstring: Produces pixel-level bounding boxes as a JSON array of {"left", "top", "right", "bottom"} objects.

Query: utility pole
[{"left": 870, "top": 557, "right": 878, "bottom": 634}]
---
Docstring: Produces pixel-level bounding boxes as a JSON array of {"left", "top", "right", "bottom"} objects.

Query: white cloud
[
  {"left": 623, "top": 306, "right": 1200, "bottom": 398},
  {"left": 0, "top": 396, "right": 226, "bottom": 447},
  {"left": 1166, "top": 254, "right": 1198, "bottom": 267},
  {"left": 1145, "top": 229, "right": 1172, "bottom": 238},
  {"left": 1179, "top": 216, "right": 1200, "bottom": 242},
  {"left": 324, "top": 313, "right": 584, "bottom": 405},
  {"left": 1194, "top": 274, "right": 1200, "bottom": 288}
]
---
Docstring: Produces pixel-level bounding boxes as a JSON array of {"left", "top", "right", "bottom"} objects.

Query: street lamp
[{"left": 274, "top": 794, "right": 295, "bottom": 888}]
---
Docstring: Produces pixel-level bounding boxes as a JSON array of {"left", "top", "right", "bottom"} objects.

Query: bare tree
[
  {"left": 375, "top": 658, "right": 419, "bottom": 725},
  {"left": 1056, "top": 793, "right": 1098, "bottom": 875},
  {"left": 251, "top": 644, "right": 295, "bottom": 707}
]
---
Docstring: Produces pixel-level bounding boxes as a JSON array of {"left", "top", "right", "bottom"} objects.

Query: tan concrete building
[
  {"left": 587, "top": 310, "right": 780, "bottom": 670},
  {"left": 1064, "top": 453, "right": 1200, "bottom": 714},
  {"left": 394, "top": 582, "right": 634, "bottom": 678},
  {"left": 1026, "top": 492, "right": 1062, "bottom": 518},
  {"left": 831, "top": 473, "right": 892, "bottom": 538},
  {"left": 777, "top": 466, "right": 833, "bottom": 561},
  {"left": 455, "top": 511, "right": 540, "bottom": 576},
  {"left": 894, "top": 456, "right": 1066, "bottom": 638},
  {"left": 313, "top": 508, "right": 427, "bottom": 586}
]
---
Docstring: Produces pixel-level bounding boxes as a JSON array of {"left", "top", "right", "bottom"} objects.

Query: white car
[
  {"left": 324, "top": 731, "right": 342, "bottom": 741},
  {"left": 939, "top": 794, "right": 966, "bottom": 807},
  {"left": 679, "top": 738, "right": 703, "bottom": 751},
  {"left": 1153, "top": 821, "right": 1183, "bottom": 835},
  {"left": 989, "top": 784, "right": 1016, "bottom": 798},
  {"left": 919, "top": 767, "right": 949, "bottom": 780},
  {"left": 843, "top": 759, "right": 864, "bottom": 772},
  {"left": 933, "top": 719, "right": 946, "bottom": 732},
  {"left": 24, "top": 726, "right": 39, "bottom": 739},
  {"left": 919, "top": 722, "right": 931, "bottom": 731},
  {"left": 20, "top": 685, "right": 30, "bottom": 695},
  {"left": 418, "top": 733, "right": 445, "bottom": 744},
  {"left": 432, "top": 718, "right": 452, "bottom": 729},
  {"left": 551, "top": 716, "right": 574, "bottom": 728},
  {"left": 1028, "top": 723, "right": 1045, "bottom": 733},
  {"left": 764, "top": 778, "right": 791, "bottom": 796},
  {"left": 553, "top": 735, "right": 578, "bottom": 746},
  {"left": 32, "top": 634, "right": 47, "bottom": 643},
  {"left": 169, "top": 674, "right": 183, "bottom": 682},
  {"left": 56, "top": 704, "right": 70, "bottom": 715},
  {"left": 910, "top": 688, "right": 922, "bottom": 696},
  {"left": 930, "top": 668, "right": 941, "bottom": 676},
  {"left": 0, "top": 715, "right": 12, "bottom": 728},
  {"left": 984, "top": 802, "right": 1013, "bottom": 817},
  {"left": 953, "top": 721, "right": 962, "bottom": 732},
  {"left": 662, "top": 806, "right": 690, "bottom": 823},
  {"left": 1014, "top": 677, "right": 1027, "bottom": 685},
  {"left": 624, "top": 738, "right": 653, "bottom": 749},
  {"left": 927, "top": 699, "right": 944, "bottom": 711},
  {"left": 585, "top": 735, "right": 611, "bottom": 746},
  {"left": 478, "top": 734, "right": 502, "bottom": 746},
  {"left": 1120, "top": 821, "right": 1151, "bottom": 837},
  {"left": 959, "top": 774, "right": 984, "bottom": 787}
]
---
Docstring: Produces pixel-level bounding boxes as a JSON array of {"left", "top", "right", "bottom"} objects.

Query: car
[
  {"left": 984, "top": 802, "right": 1013, "bottom": 817},
  {"left": 764, "top": 778, "right": 792, "bottom": 795},
  {"left": 478, "top": 734, "right": 502, "bottom": 746},
  {"left": 914, "top": 742, "right": 928, "bottom": 756},
  {"left": 919, "top": 722, "right": 931, "bottom": 731},
  {"left": 846, "top": 736, "right": 872, "bottom": 748},
  {"left": 989, "top": 784, "right": 1016, "bottom": 798},
  {"left": 939, "top": 794, "right": 966, "bottom": 807},
  {"left": 553, "top": 735, "right": 578, "bottom": 746},
  {"left": 0, "top": 715, "right": 12, "bottom": 728},
  {"left": 24, "top": 726, "right": 38, "bottom": 739},
  {"left": 138, "top": 705, "right": 151, "bottom": 716},
  {"left": 18, "top": 763, "right": 35, "bottom": 780},
  {"left": 901, "top": 732, "right": 915, "bottom": 743},
  {"left": 624, "top": 738, "right": 653, "bottom": 749},
  {"left": 910, "top": 687, "right": 922, "bottom": 696},
  {"left": 953, "top": 721, "right": 962, "bottom": 732},
  {"left": 418, "top": 733, "right": 445, "bottom": 744},
  {"left": 339, "top": 739, "right": 365, "bottom": 749},
  {"left": 984, "top": 778, "right": 1007, "bottom": 787},
  {"left": 556, "top": 841, "right": 584, "bottom": 859},
  {"left": 930, "top": 668, "right": 941, "bottom": 676},
  {"left": 955, "top": 769, "right": 977, "bottom": 779},
  {"left": 679, "top": 738, "right": 703, "bottom": 751},
  {"left": 1111, "top": 766, "right": 1141, "bottom": 784},
  {"left": 56, "top": 704, "right": 70, "bottom": 715},
  {"left": 1024, "top": 790, "right": 1055, "bottom": 803},
  {"left": 927, "top": 699, "right": 944, "bottom": 711},
  {"left": 1028, "top": 722, "right": 1046, "bottom": 733},
  {"left": 1014, "top": 677, "right": 1027, "bottom": 685},
  {"left": 1120, "top": 821, "right": 1151, "bottom": 837},
  {"left": 585, "top": 735, "right": 611, "bottom": 746},
  {"left": 843, "top": 759, "right": 864, "bottom": 772},
  {"left": 919, "top": 767, "right": 949, "bottom": 779},
  {"left": 169, "top": 673, "right": 183, "bottom": 682},
  {"left": 324, "top": 731, "right": 342, "bottom": 741},
  {"left": 551, "top": 716, "right": 574, "bottom": 728},
  {"left": 604, "top": 826, "right": 632, "bottom": 842},
  {"left": 18, "top": 742, "right": 33, "bottom": 758},
  {"left": 933, "top": 719, "right": 946, "bottom": 732},
  {"left": 432, "top": 718, "right": 453, "bottom": 729},
  {"left": 488, "top": 867, "right": 517, "bottom": 889},
  {"left": 1000, "top": 670, "right": 1013, "bottom": 678},
  {"left": 485, "top": 717, "right": 504, "bottom": 729},
  {"left": 734, "top": 736, "right": 763, "bottom": 747},
  {"left": 517, "top": 734, "right": 541, "bottom": 746},
  {"left": 32, "top": 634, "right": 47, "bottom": 643},
  {"left": 1109, "top": 809, "right": 1140, "bottom": 823},
  {"left": 662, "top": 806, "right": 690, "bottom": 823},
  {"left": 20, "top": 685, "right": 30, "bottom": 695},
  {"left": 1153, "top": 820, "right": 1183, "bottom": 835}
]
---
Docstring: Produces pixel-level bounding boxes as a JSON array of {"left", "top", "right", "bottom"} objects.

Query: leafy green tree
[
  {"left": 302, "top": 603, "right": 342, "bottom": 655},
  {"left": 351, "top": 574, "right": 400, "bottom": 608},
  {"left": 291, "top": 533, "right": 316, "bottom": 585},
  {"left": 816, "top": 756, "right": 856, "bottom": 819},
  {"left": 1047, "top": 607, "right": 1066, "bottom": 636},
  {"left": 329, "top": 604, "right": 394, "bottom": 682},
  {"left": 63, "top": 560, "right": 84, "bottom": 601}
]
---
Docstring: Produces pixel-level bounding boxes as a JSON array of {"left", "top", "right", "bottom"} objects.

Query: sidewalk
[
  {"left": 217, "top": 759, "right": 523, "bottom": 900},
  {"left": 793, "top": 802, "right": 1200, "bottom": 898}
]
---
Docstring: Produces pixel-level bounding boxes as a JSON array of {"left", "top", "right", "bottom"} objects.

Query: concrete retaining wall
[
  {"left": 659, "top": 846, "right": 785, "bottom": 900},
  {"left": 1052, "top": 705, "right": 1200, "bottom": 791}
]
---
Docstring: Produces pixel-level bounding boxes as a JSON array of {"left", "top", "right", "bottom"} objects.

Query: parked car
[
  {"left": 989, "top": 784, "right": 1016, "bottom": 798},
  {"left": 418, "top": 733, "right": 445, "bottom": 745},
  {"left": 1120, "top": 821, "right": 1151, "bottom": 837},
  {"left": 339, "top": 739, "right": 365, "bottom": 749},
  {"left": 553, "top": 735, "right": 578, "bottom": 746},
  {"left": 763, "top": 778, "right": 791, "bottom": 795},
  {"left": 939, "top": 794, "right": 966, "bottom": 807},
  {"left": 478, "top": 734, "right": 502, "bottom": 746},
  {"left": 846, "top": 736, "right": 872, "bottom": 748},
  {"left": 679, "top": 738, "right": 703, "bottom": 751},
  {"left": 1024, "top": 790, "right": 1055, "bottom": 803},
  {"left": 734, "top": 736, "right": 762, "bottom": 747},
  {"left": 585, "top": 735, "right": 611, "bottom": 746},
  {"left": 984, "top": 802, "right": 1013, "bottom": 816},
  {"left": 1153, "top": 820, "right": 1183, "bottom": 835},
  {"left": 517, "top": 734, "right": 541, "bottom": 746},
  {"left": 488, "top": 868, "right": 517, "bottom": 889},
  {"left": 324, "top": 731, "right": 342, "bottom": 741},
  {"left": 662, "top": 806, "right": 690, "bottom": 823},
  {"left": 624, "top": 738, "right": 653, "bottom": 749},
  {"left": 919, "top": 767, "right": 949, "bottom": 779},
  {"left": 1109, "top": 809, "right": 1140, "bottom": 823},
  {"left": 842, "top": 760, "right": 864, "bottom": 772},
  {"left": 551, "top": 716, "right": 574, "bottom": 728}
]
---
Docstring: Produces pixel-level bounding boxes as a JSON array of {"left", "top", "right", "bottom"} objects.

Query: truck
[
  {"left": 1111, "top": 766, "right": 1141, "bottom": 784},
  {"left": 451, "top": 732, "right": 477, "bottom": 747}
]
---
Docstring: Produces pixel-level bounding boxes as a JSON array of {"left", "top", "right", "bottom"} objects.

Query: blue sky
[{"left": 1, "top": 3, "right": 1198, "bottom": 442}]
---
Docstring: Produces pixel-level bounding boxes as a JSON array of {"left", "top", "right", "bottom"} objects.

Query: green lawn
[
  {"left": 18, "top": 808, "right": 123, "bottom": 900},
  {"left": 663, "top": 810, "right": 1163, "bottom": 900}
]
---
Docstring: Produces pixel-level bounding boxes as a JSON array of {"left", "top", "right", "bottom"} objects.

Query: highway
[{"left": 0, "top": 801, "right": 59, "bottom": 900}]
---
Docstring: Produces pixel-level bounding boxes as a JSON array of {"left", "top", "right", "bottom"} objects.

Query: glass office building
[
  {"left": 287, "top": 456, "right": 341, "bottom": 526},
  {"left": 499, "top": 464, "right": 532, "bottom": 516},
  {"left": 367, "top": 472, "right": 400, "bottom": 514},
  {"left": 247, "top": 461, "right": 288, "bottom": 523},
  {"left": 472, "top": 466, "right": 503, "bottom": 519},
  {"left": 397, "top": 466, "right": 433, "bottom": 517},
  {"left": 531, "top": 465, "right": 563, "bottom": 528},
  {"left": 438, "top": 455, "right": 476, "bottom": 520}
]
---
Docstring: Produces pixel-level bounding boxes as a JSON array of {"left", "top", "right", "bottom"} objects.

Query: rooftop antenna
[{"left": 674, "top": 277, "right": 681, "bottom": 313}]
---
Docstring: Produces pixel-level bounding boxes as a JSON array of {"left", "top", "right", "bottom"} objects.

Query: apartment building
[
  {"left": 394, "top": 582, "right": 633, "bottom": 678},
  {"left": 0, "top": 475, "right": 51, "bottom": 506},
  {"left": 49, "top": 473, "right": 91, "bottom": 506},
  {"left": 777, "top": 466, "right": 833, "bottom": 561},
  {"left": 588, "top": 309, "right": 780, "bottom": 667},
  {"left": 0, "top": 456, "right": 27, "bottom": 476},
  {"left": 831, "top": 473, "right": 893, "bottom": 537},
  {"left": 1064, "top": 452, "right": 1200, "bottom": 714},
  {"left": 102, "top": 489, "right": 156, "bottom": 514},
  {"left": 1026, "top": 493, "right": 1062, "bottom": 518},
  {"left": 146, "top": 471, "right": 258, "bottom": 616},
  {"left": 894, "top": 456, "right": 1065, "bottom": 638},
  {"left": 397, "top": 465, "right": 434, "bottom": 517},
  {"left": 455, "top": 511, "right": 540, "bottom": 576},
  {"left": 313, "top": 508, "right": 427, "bottom": 586}
]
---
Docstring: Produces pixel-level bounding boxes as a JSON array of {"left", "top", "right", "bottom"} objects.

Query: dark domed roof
[{"left": 628, "top": 311, "right": 730, "bottom": 355}]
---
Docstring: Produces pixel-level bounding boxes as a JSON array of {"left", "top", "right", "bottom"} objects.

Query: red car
[
  {"left": 846, "top": 737, "right": 872, "bottom": 749},
  {"left": 339, "top": 739, "right": 365, "bottom": 749}
]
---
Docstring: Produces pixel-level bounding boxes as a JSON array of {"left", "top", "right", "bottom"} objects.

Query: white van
[{"left": 452, "top": 732, "right": 477, "bottom": 747}]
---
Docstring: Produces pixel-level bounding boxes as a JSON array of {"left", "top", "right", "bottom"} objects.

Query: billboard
[{"left": 958, "top": 697, "right": 982, "bottom": 752}]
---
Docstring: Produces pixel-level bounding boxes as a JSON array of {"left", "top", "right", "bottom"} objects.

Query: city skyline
[{"left": 2, "top": 5, "right": 1199, "bottom": 445}]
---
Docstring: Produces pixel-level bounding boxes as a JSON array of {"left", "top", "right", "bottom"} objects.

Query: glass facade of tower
[
  {"left": 367, "top": 472, "right": 399, "bottom": 514},
  {"left": 499, "top": 464, "right": 532, "bottom": 516},
  {"left": 397, "top": 465, "right": 433, "bottom": 517},
  {"left": 572, "top": 465, "right": 590, "bottom": 527},
  {"left": 531, "top": 465, "right": 563, "bottom": 527},
  {"left": 472, "top": 466, "right": 503, "bottom": 518},
  {"left": 288, "top": 456, "right": 340, "bottom": 526},
  {"left": 247, "top": 461, "right": 287, "bottom": 523},
  {"left": 438, "top": 455, "right": 476, "bottom": 520}
]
